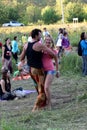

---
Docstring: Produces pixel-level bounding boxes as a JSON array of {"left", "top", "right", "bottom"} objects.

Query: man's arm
[
  {"left": 20, "top": 44, "right": 27, "bottom": 61},
  {"left": 33, "top": 43, "right": 56, "bottom": 58}
]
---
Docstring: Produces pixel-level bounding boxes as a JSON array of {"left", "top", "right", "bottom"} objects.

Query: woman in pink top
[{"left": 42, "top": 35, "right": 60, "bottom": 109}]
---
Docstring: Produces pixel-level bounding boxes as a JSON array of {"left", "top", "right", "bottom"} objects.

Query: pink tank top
[{"left": 42, "top": 49, "right": 57, "bottom": 71}]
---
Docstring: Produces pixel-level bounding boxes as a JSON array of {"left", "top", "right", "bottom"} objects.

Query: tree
[
  {"left": 64, "top": 0, "right": 87, "bottom": 4},
  {"left": 24, "top": 5, "right": 41, "bottom": 24},
  {"left": 41, "top": 6, "right": 59, "bottom": 24},
  {"left": 0, "top": 5, "right": 9, "bottom": 24},
  {"left": 8, "top": 7, "right": 19, "bottom": 21},
  {"left": 65, "top": 2, "right": 85, "bottom": 22}
]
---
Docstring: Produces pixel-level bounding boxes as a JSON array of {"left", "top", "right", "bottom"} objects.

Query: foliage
[
  {"left": 0, "top": 0, "right": 87, "bottom": 24},
  {"left": 68, "top": 30, "right": 80, "bottom": 47},
  {"left": 78, "top": 93, "right": 87, "bottom": 102},
  {"left": 25, "top": 5, "right": 41, "bottom": 24},
  {"left": 55, "top": 0, "right": 62, "bottom": 18},
  {"left": 65, "top": 2, "right": 85, "bottom": 22},
  {"left": 41, "top": 6, "right": 59, "bottom": 24},
  {"left": 0, "top": 5, "right": 9, "bottom": 25},
  {"left": 8, "top": 7, "right": 19, "bottom": 21},
  {"left": 64, "top": 0, "right": 87, "bottom": 4},
  {"left": 60, "top": 53, "right": 82, "bottom": 74},
  {"left": 1, "top": 119, "right": 28, "bottom": 130}
]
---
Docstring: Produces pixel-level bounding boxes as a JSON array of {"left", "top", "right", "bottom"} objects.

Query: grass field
[
  {"left": 0, "top": 22, "right": 87, "bottom": 48},
  {"left": 0, "top": 23, "right": 87, "bottom": 130},
  {"left": 0, "top": 72, "right": 87, "bottom": 130}
]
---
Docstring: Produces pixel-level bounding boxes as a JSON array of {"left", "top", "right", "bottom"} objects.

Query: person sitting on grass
[
  {"left": 0, "top": 67, "right": 16, "bottom": 100},
  {"left": 13, "top": 59, "right": 30, "bottom": 80}
]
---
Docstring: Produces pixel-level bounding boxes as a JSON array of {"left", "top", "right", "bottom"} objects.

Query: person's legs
[
  {"left": 12, "top": 52, "right": 18, "bottom": 63},
  {"left": 44, "top": 74, "right": 54, "bottom": 108},
  {"left": 30, "top": 68, "right": 46, "bottom": 111},
  {"left": 84, "top": 56, "right": 87, "bottom": 75},
  {"left": 8, "top": 59, "right": 13, "bottom": 74},
  {"left": 82, "top": 56, "right": 85, "bottom": 75}
]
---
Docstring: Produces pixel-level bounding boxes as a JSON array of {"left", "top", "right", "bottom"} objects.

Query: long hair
[
  {"left": 45, "top": 35, "right": 55, "bottom": 49},
  {"left": 5, "top": 38, "right": 9, "bottom": 45},
  {"left": 1, "top": 68, "right": 9, "bottom": 81}
]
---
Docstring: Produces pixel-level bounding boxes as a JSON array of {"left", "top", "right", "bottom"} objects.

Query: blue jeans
[{"left": 82, "top": 55, "right": 87, "bottom": 75}]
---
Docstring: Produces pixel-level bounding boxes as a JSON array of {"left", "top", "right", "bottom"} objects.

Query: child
[
  {"left": 18, "top": 59, "right": 30, "bottom": 78},
  {"left": 13, "top": 59, "right": 30, "bottom": 80}
]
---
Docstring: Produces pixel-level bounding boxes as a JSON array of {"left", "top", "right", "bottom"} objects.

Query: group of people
[
  {"left": 1, "top": 27, "right": 86, "bottom": 111},
  {"left": 0, "top": 28, "right": 60, "bottom": 112},
  {"left": 20, "top": 29, "right": 60, "bottom": 111},
  {"left": 56, "top": 28, "right": 72, "bottom": 63}
]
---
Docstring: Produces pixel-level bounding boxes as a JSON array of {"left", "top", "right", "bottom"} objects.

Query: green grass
[
  {"left": 0, "top": 23, "right": 87, "bottom": 130},
  {"left": 0, "top": 74, "right": 87, "bottom": 130},
  {"left": 61, "top": 52, "right": 82, "bottom": 74}
]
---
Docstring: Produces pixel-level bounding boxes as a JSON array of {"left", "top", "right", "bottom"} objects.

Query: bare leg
[{"left": 44, "top": 74, "right": 54, "bottom": 108}]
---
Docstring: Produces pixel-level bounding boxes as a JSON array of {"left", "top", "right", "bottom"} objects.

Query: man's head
[{"left": 31, "top": 29, "right": 42, "bottom": 41}]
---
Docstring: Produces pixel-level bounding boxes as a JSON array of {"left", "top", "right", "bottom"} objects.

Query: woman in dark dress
[{"left": 0, "top": 68, "right": 15, "bottom": 100}]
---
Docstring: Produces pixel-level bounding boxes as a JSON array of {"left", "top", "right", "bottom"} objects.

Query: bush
[
  {"left": 12, "top": 58, "right": 18, "bottom": 72},
  {"left": 60, "top": 53, "right": 82, "bottom": 74},
  {"left": 41, "top": 6, "right": 59, "bottom": 24},
  {"left": 69, "top": 30, "right": 80, "bottom": 47},
  {"left": 65, "top": 2, "right": 85, "bottom": 22}
]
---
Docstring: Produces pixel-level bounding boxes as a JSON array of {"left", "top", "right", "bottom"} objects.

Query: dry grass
[{"left": 0, "top": 22, "right": 87, "bottom": 34}]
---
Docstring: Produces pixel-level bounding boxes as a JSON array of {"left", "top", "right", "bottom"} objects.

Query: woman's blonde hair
[{"left": 44, "top": 35, "right": 56, "bottom": 49}]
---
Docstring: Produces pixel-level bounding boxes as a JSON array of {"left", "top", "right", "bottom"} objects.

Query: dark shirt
[
  {"left": 4, "top": 44, "right": 11, "bottom": 60},
  {"left": 0, "top": 78, "right": 11, "bottom": 97},
  {"left": 26, "top": 42, "right": 43, "bottom": 69}
]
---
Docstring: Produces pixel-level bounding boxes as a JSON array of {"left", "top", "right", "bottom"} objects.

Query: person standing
[
  {"left": 56, "top": 28, "right": 64, "bottom": 63},
  {"left": 43, "top": 27, "right": 50, "bottom": 39},
  {"left": 62, "top": 32, "right": 72, "bottom": 55},
  {"left": 20, "top": 28, "right": 56, "bottom": 111},
  {"left": 2, "top": 38, "right": 13, "bottom": 74},
  {"left": 42, "top": 35, "right": 59, "bottom": 109},
  {"left": 80, "top": 32, "right": 87, "bottom": 76},
  {"left": 28, "top": 32, "right": 32, "bottom": 42},
  {"left": 12, "top": 36, "right": 19, "bottom": 64},
  {"left": 22, "top": 33, "right": 27, "bottom": 46}
]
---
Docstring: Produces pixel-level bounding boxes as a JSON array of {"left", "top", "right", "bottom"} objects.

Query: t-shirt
[
  {"left": 22, "top": 35, "right": 27, "bottom": 44},
  {"left": 42, "top": 49, "right": 57, "bottom": 71}
]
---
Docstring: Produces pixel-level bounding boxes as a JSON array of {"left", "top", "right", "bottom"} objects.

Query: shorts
[{"left": 45, "top": 70, "right": 56, "bottom": 75}]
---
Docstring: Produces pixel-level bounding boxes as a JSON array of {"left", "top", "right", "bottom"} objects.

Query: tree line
[{"left": 0, "top": 0, "right": 87, "bottom": 25}]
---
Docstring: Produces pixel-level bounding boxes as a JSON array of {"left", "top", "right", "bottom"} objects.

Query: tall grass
[
  {"left": 60, "top": 53, "right": 82, "bottom": 74},
  {"left": 1, "top": 119, "right": 28, "bottom": 130}
]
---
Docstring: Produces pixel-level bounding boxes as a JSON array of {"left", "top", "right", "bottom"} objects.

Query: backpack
[{"left": 78, "top": 41, "right": 82, "bottom": 56}]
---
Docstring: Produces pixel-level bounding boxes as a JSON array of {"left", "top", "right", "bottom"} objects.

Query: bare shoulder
[
  {"left": 1, "top": 79, "right": 5, "bottom": 84},
  {"left": 33, "top": 42, "right": 44, "bottom": 51},
  {"left": 2, "top": 46, "right": 5, "bottom": 49}
]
